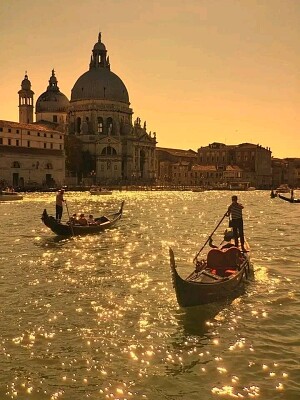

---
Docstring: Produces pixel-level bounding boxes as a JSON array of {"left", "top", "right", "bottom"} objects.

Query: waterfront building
[
  {"left": 67, "top": 33, "right": 157, "bottom": 185},
  {"left": 197, "top": 142, "right": 272, "bottom": 189},
  {"left": 0, "top": 74, "right": 66, "bottom": 189},
  {"left": 271, "top": 157, "right": 300, "bottom": 189},
  {"left": 155, "top": 147, "right": 197, "bottom": 186},
  {"left": 0, "top": 34, "right": 157, "bottom": 188},
  {"left": 0, "top": 120, "right": 65, "bottom": 188}
]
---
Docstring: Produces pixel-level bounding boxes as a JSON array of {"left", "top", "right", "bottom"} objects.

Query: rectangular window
[
  {"left": 0, "top": 138, "right": 2, "bottom": 144},
  {"left": 50, "top": 143, "right": 53, "bottom": 149},
  {"left": 53, "top": 115, "right": 58, "bottom": 123},
  {"left": 8, "top": 128, "right": 11, "bottom": 133},
  {"left": 27, "top": 131, "right": 30, "bottom": 135},
  {"left": 38, "top": 132, "right": 40, "bottom": 136},
  {"left": 44, "top": 133, "right": 47, "bottom": 138},
  {"left": 59, "top": 144, "right": 62, "bottom": 150},
  {"left": 8, "top": 139, "right": 11, "bottom": 145},
  {"left": 16, "top": 130, "right": 19, "bottom": 133},
  {"left": 0, "top": 128, "right": 3, "bottom": 132},
  {"left": 27, "top": 141, "right": 30, "bottom": 147},
  {"left": 44, "top": 143, "right": 47, "bottom": 148},
  {"left": 16, "top": 140, "right": 19, "bottom": 146}
]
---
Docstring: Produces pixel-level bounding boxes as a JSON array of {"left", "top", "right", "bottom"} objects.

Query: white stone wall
[{"left": 0, "top": 149, "right": 65, "bottom": 188}]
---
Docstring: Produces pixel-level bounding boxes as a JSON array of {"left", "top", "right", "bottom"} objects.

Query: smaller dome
[
  {"left": 36, "top": 91, "right": 69, "bottom": 113},
  {"left": 36, "top": 70, "right": 69, "bottom": 113}
]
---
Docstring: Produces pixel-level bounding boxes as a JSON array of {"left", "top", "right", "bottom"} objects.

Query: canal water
[{"left": 0, "top": 190, "right": 299, "bottom": 399}]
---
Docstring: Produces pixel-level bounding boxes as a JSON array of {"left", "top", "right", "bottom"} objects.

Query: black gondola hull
[
  {"left": 42, "top": 201, "right": 124, "bottom": 236},
  {"left": 169, "top": 247, "right": 252, "bottom": 307},
  {"left": 278, "top": 194, "right": 300, "bottom": 203}
]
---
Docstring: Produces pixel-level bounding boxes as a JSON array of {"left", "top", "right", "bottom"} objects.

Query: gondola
[
  {"left": 278, "top": 194, "right": 300, "bottom": 203},
  {"left": 42, "top": 201, "right": 124, "bottom": 236},
  {"left": 169, "top": 241, "right": 252, "bottom": 308},
  {"left": 0, "top": 191, "right": 23, "bottom": 201}
]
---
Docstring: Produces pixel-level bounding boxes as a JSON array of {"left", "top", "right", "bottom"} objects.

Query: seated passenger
[
  {"left": 209, "top": 229, "right": 235, "bottom": 250},
  {"left": 69, "top": 213, "right": 78, "bottom": 225},
  {"left": 78, "top": 213, "right": 88, "bottom": 226},
  {"left": 87, "top": 214, "right": 96, "bottom": 225}
]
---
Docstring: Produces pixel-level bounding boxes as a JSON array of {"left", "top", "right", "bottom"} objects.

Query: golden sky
[{"left": 0, "top": 0, "right": 299, "bottom": 158}]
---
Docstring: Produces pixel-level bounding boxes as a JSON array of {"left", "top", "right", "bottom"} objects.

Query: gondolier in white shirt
[{"left": 226, "top": 195, "right": 246, "bottom": 252}]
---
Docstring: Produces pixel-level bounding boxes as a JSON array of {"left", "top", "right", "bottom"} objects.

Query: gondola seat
[{"left": 207, "top": 247, "right": 241, "bottom": 270}]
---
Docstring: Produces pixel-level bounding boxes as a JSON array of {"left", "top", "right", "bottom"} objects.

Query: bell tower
[{"left": 18, "top": 73, "right": 34, "bottom": 123}]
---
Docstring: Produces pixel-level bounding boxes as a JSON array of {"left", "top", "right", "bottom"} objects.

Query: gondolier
[
  {"left": 55, "top": 189, "right": 65, "bottom": 222},
  {"left": 226, "top": 195, "right": 246, "bottom": 252}
]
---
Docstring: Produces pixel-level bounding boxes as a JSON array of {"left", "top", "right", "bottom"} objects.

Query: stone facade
[
  {"left": 0, "top": 34, "right": 157, "bottom": 188},
  {"left": 197, "top": 142, "right": 272, "bottom": 189},
  {"left": 271, "top": 157, "right": 300, "bottom": 189},
  {"left": 0, "top": 120, "right": 65, "bottom": 188},
  {"left": 156, "top": 147, "right": 197, "bottom": 185},
  {"left": 67, "top": 34, "right": 157, "bottom": 184}
]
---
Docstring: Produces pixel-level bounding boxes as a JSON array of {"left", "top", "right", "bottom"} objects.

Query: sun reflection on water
[{"left": 0, "top": 192, "right": 299, "bottom": 398}]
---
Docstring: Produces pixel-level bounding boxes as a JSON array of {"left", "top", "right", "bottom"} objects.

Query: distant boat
[
  {"left": 275, "top": 184, "right": 290, "bottom": 194},
  {"left": 41, "top": 201, "right": 124, "bottom": 236},
  {"left": 0, "top": 191, "right": 23, "bottom": 201},
  {"left": 90, "top": 187, "right": 113, "bottom": 195},
  {"left": 278, "top": 194, "right": 300, "bottom": 203}
]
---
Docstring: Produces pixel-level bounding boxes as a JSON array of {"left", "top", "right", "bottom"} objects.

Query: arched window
[
  {"left": 76, "top": 117, "right": 81, "bottom": 134},
  {"left": 97, "top": 117, "right": 103, "bottom": 134},
  {"left": 12, "top": 161, "right": 20, "bottom": 168},
  {"left": 101, "top": 146, "right": 117, "bottom": 155},
  {"left": 107, "top": 117, "right": 113, "bottom": 135}
]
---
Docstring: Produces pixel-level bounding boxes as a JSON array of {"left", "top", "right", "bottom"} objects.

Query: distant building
[
  {"left": 0, "top": 33, "right": 157, "bottom": 188},
  {"left": 271, "top": 157, "right": 300, "bottom": 188},
  {"left": 155, "top": 147, "right": 197, "bottom": 186},
  {"left": 197, "top": 142, "right": 272, "bottom": 189},
  {"left": 0, "top": 73, "right": 66, "bottom": 189},
  {"left": 67, "top": 33, "right": 156, "bottom": 185}
]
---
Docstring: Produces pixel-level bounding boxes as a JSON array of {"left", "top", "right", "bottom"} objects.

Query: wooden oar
[
  {"left": 65, "top": 200, "right": 74, "bottom": 237},
  {"left": 193, "top": 211, "right": 228, "bottom": 264}
]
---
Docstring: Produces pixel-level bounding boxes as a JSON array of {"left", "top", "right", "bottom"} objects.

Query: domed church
[
  {"left": 36, "top": 69, "right": 69, "bottom": 130},
  {"left": 67, "top": 33, "right": 157, "bottom": 184},
  {"left": 0, "top": 33, "right": 156, "bottom": 189}
]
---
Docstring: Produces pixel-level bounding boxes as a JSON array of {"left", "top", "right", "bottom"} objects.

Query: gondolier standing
[
  {"left": 55, "top": 189, "right": 65, "bottom": 222},
  {"left": 226, "top": 195, "right": 246, "bottom": 252}
]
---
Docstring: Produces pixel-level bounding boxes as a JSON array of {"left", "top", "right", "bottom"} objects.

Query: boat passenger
[
  {"left": 78, "top": 213, "right": 88, "bottom": 226},
  {"left": 69, "top": 213, "right": 78, "bottom": 225},
  {"left": 209, "top": 229, "right": 235, "bottom": 250},
  {"left": 87, "top": 214, "right": 96, "bottom": 225}
]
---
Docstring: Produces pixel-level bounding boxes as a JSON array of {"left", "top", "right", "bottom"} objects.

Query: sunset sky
[{"left": 0, "top": 0, "right": 299, "bottom": 158}]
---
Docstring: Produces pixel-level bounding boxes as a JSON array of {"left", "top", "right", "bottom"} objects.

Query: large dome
[
  {"left": 71, "top": 68, "right": 129, "bottom": 103},
  {"left": 70, "top": 33, "right": 129, "bottom": 104},
  {"left": 36, "top": 70, "right": 69, "bottom": 113}
]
